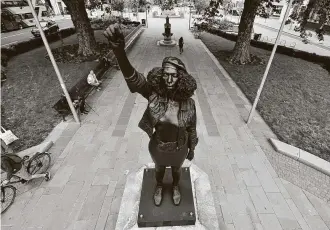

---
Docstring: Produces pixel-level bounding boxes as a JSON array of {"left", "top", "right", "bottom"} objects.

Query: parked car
[
  {"left": 228, "top": 9, "right": 241, "bottom": 16},
  {"left": 259, "top": 12, "right": 269, "bottom": 18},
  {"left": 31, "top": 20, "right": 59, "bottom": 37}
]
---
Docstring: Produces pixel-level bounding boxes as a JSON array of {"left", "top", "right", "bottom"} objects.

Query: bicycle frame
[{"left": 1, "top": 176, "right": 25, "bottom": 187}]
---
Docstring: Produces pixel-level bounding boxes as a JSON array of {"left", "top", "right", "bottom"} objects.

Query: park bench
[
  {"left": 53, "top": 24, "right": 142, "bottom": 121},
  {"left": 52, "top": 58, "right": 111, "bottom": 121}
]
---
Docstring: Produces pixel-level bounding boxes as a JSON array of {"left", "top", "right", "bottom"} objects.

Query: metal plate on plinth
[{"left": 137, "top": 167, "right": 196, "bottom": 228}]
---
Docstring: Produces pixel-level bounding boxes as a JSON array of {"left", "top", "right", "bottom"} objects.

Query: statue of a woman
[{"left": 104, "top": 24, "right": 198, "bottom": 206}]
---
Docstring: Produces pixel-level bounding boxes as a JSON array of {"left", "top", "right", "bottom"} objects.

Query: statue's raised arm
[{"left": 104, "top": 23, "right": 151, "bottom": 99}]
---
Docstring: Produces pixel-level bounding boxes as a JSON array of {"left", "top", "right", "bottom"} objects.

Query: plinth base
[
  {"left": 159, "top": 40, "right": 177, "bottom": 47},
  {"left": 115, "top": 162, "right": 220, "bottom": 230},
  {"left": 138, "top": 168, "right": 196, "bottom": 227}
]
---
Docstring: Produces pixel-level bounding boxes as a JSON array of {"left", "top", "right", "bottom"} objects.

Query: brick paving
[{"left": 2, "top": 16, "right": 330, "bottom": 230}]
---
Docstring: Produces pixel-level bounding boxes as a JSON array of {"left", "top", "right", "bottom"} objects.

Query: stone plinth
[
  {"left": 159, "top": 40, "right": 177, "bottom": 47},
  {"left": 137, "top": 168, "right": 196, "bottom": 227},
  {"left": 159, "top": 35, "right": 176, "bottom": 47},
  {"left": 115, "top": 162, "right": 220, "bottom": 230}
]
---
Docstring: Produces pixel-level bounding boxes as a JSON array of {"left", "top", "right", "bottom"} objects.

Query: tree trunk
[
  {"left": 63, "top": 0, "right": 97, "bottom": 57},
  {"left": 228, "top": 0, "right": 260, "bottom": 64}
]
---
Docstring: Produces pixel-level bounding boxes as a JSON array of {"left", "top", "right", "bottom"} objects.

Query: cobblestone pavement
[{"left": 2, "top": 16, "right": 330, "bottom": 230}]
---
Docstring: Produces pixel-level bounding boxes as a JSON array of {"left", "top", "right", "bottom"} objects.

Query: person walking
[{"left": 178, "top": 37, "right": 184, "bottom": 54}]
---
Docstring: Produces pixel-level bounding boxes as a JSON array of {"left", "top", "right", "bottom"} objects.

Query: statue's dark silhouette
[{"left": 104, "top": 24, "right": 198, "bottom": 206}]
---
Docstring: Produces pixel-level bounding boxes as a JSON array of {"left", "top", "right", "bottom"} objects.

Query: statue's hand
[
  {"left": 187, "top": 149, "right": 194, "bottom": 161},
  {"left": 104, "top": 23, "right": 125, "bottom": 54}
]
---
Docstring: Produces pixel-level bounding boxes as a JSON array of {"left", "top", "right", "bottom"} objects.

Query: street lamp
[
  {"left": 189, "top": 4, "right": 191, "bottom": 29},
  {"left": 146, "top": 5, "right": 150, "bottom": 27}
]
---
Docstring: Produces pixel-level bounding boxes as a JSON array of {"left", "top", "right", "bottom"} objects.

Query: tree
[
  {"left": 228, "top": 0, "right": 262, "bottom": 64},
  {"left": 112, "top": 0, "right": 125, "bottom": 14},
  {"left": 161, "top": 0, "right": 174, "bottom": 10},
  {"left": 194, "top": 0, "right": 210, "bottom": 14},
  {"left": 222, "top": 0, "right": 234, "bottom": 19},
  {"left": 62, "top": 0, "right": 98, "bottom": 56},
  {"left": 86, "top": 0, "right": 102, "bottom": 10},
  {"left": 201, "top": 0, "right": 282, "bottom": 64}
]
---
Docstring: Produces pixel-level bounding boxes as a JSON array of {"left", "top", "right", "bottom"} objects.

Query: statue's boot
[
  {"left": 154, "top": 185, "right": 163, "bottom": 206},
  {"left": 172, "top": 185, "right": 181, "bottom": 206}
]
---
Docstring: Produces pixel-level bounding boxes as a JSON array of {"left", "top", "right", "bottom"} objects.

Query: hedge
[
  {"left": 200, "top": 26, "right": 330, "bottom": 71},
  {"left": 91, "top": 17, "right": 141, "bottom": 30}
]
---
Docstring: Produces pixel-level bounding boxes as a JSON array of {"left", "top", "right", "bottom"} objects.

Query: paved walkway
[{"left": 2, "top": 16, "right": 330, "bottom": 230}]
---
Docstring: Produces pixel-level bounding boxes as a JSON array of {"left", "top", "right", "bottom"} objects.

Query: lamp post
[
  {"left": 146, "top": 5, "right": 150, "bottom": 27},
  {"left": 26, "top": 0, "right": 80, "bottom": 124},
  {"left": 247, "top": 0, "right": 294, "bottom": 124},
  {"left": 189, "top": 4, "right": 191, "bottom": 29}
]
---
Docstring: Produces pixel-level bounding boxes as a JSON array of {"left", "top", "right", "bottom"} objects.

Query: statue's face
[{"left": 163, "top": 65, "right": 178, "bottom": 90}]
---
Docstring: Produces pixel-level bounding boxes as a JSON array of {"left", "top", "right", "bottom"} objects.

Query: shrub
[{"left": 90, "top": 16, "right": 139, "bottom": 30}]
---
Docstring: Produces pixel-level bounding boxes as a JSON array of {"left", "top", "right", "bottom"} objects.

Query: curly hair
[{"left": 147, "top": 67, "right": 197, "bottom": 102}]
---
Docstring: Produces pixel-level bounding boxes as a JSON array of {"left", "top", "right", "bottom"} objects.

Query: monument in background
[{"left": 159, "top": 16, "right": 177, "bottom": 46}]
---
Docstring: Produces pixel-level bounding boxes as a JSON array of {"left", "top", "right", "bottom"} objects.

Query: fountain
[{"left": 159, "top": 16, "right": 176, "bottom": 46}]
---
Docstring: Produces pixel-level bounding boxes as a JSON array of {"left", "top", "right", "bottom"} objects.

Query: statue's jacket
[{"left": 124, "top": 67, "right": 199, "bottom": 151}]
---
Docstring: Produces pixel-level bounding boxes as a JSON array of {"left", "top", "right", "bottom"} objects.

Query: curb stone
[
  {"left": 270, "top": 138, "right": 330, "bottom": 177},
  {"left": 199, "top": 37, "right": 330, "bottom": 177}
]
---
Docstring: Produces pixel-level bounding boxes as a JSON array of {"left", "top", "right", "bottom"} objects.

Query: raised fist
[
  {"left": 186, "top": 149, "right": 194, "bottom": 161},
  {"left": 103, "top": 23, "right": 125, "bottom": 53}
]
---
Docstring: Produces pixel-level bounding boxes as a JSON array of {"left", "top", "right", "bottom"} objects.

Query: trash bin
[
  {"left": 142, "top": 19, "right": 146, "bottom": 25},
  {"left": 254, "top": 33, "right": 262, "bottom": 41}
]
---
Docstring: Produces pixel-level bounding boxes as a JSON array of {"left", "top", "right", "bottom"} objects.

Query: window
[
  {"left": 23, "top": 13, "right": 33, "bottom": 19},
  {"left": 35, "top": 7, "right": 40, "bottom": 15},
  {"left": 4, "top": 1, "right": 14, "bottom": 6},
  {"left": 13, "top": 14, "right": 22, "bottom": 21},
  {"left": 41, "top": 11, "right": 48, "bottom": 17}
]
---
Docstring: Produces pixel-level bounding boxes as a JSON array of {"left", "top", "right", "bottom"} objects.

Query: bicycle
[{"left": 1, "top": 151, "right": 51, "bottom": 213}]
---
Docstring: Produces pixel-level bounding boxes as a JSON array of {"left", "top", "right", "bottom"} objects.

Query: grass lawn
[
  {"left": 200, "top": 32, "right": 330, "bottom": 162},
  {"left": 1, "top": 28, "right": 134, "bottom": 152}
]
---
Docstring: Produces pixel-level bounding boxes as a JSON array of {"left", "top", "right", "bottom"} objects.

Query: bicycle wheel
[
  {"left": 10, "top": 175, "right": 22, "bottom": 184},
  {"left": 1, "top": 185, "right": 16, "bottom": 214},
  {"left": 27, "top": 152, "right": 51, "bottom": 175}
]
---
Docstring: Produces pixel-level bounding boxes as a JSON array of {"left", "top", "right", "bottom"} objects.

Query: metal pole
[
  {"left": 247, "top": 0, "right": 293, "bottom": 124},
  {"left": 146, "top": 7, "right": 148, "bottom": 27},
  {"left": 189, "top": 6, "right": 191, "bottom": 29},
  {"left": 27, "top": 0, "right": 80, "bottom": 124}
]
